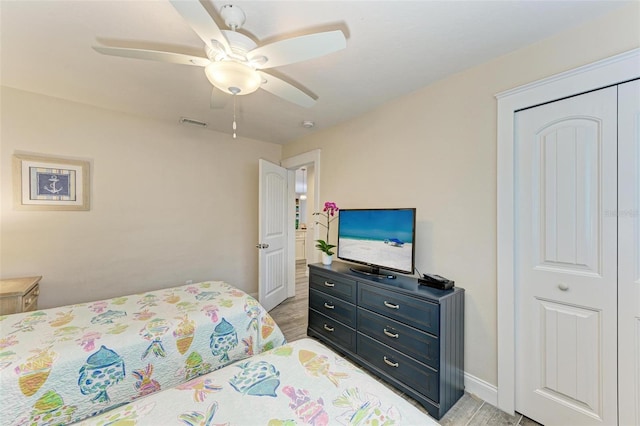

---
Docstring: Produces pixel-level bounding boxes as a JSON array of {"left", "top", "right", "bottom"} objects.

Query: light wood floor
[{"left": 269, "top": 261, "right": 543, "bottom": 426}]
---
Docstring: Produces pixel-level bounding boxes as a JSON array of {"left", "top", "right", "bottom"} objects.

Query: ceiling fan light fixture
[{"left": 204, "top": 61, "right": 261, "bottom": 95}]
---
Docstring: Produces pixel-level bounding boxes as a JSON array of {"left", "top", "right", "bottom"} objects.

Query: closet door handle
[
  {"left": 383, "top": 301, "right": 399, "bottom": 309},
  {"left": 324, "top": 302, "right": 335, "bottom": 309},
  {"left": 383, "top": 328, "right": 399, "bottom": 338},
  {"left": 323, "top": 324, "right": 334, "bottom": 332},
  {"left": 383, "top": 356, "right": 399, "bottom": 368},
  {"left": 324, "top": 281, "right": 335, "bottom": 287}
]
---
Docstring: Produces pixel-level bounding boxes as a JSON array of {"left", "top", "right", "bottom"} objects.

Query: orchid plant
[{"left": 313, "top": 201, "right": 339, "bottom": 256}]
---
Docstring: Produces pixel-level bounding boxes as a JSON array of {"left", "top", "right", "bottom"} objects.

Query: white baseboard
[{"left": 464, "top": 372, "right": 498, "bottom": 407}]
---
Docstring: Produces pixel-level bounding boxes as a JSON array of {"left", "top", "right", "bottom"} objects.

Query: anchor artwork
[
  {"left": 13, "top": 153, "right": 90, "bottom": 210},
  {"left": 36, "top": 172, "right": 72, "bottom": 198}
]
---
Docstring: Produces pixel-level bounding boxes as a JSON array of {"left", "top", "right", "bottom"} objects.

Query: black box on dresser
[{"left": 307, "top": 262, "right": 465, "bottom": 420}]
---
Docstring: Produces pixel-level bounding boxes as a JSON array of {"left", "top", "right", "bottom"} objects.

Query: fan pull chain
[
  {"left": 228, "top": 86, "right": 240, "bottom": 140},
  {"left": 232, "top": 94, "right": 237, "bottom": 139}
]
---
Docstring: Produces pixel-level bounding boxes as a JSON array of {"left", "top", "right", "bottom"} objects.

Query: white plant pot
[{"left": 321, "top": 253, "right": 333, "bottom": 265}]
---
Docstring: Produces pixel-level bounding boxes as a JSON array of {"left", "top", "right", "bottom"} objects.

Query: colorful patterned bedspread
[
  {"left": 0, "top": 281, "right": 286, "bottom": 426},
  {"left": 77, "top": 338, "right": 437, "bottom": 425}
]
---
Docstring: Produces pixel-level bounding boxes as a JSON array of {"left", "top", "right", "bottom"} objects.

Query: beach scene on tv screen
[{"left": 338, "top": 209, "right": 414, "bottom": 272}]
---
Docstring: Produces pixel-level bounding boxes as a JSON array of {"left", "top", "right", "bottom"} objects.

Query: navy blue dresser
[{"left": 307, "top": 262, "right": 464, "bottom": 419}]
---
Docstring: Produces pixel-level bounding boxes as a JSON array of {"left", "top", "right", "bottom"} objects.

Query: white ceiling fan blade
[
  {"left": 248, "top": 30, "right": 346, "bottom": 69},
  {"left": 169, "top": 0, "right": 231, "bottom": 54},
  {"left": 210, "top": 87, "right": 229, "bottom": 109},
  {"left": 93, "top": 46, "right": 210, "bottom": 66},
  {"left": 257, "top": 71, "right": 315, "bottom": 108}
]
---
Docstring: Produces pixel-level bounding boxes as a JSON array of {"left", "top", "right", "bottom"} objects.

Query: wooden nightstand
[{"left": 0, "top": 276, "right": 41, "bottom": 315}]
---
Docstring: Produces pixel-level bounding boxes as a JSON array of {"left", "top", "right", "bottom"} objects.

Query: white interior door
[
  {"left": 515, "top": 87, "right": 618, "bottom": 425},
  {"left": 618, "top": 79, "right": 640, "bottom": 426},
  {"left": 258, "top": 159, "right": 289, "bottom": 312}
]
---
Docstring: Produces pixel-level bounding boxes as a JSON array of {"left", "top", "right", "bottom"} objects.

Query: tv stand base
[{"left": 349, "top": 267, "right": 396, "bottom": 279}]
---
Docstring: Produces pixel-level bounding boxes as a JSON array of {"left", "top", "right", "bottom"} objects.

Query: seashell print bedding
[
  {"left": 0, "top": 281, "right": 286, "bottom": 425},
  {"left": 77, "top": 338, "right": 437, "bottom": 426}
]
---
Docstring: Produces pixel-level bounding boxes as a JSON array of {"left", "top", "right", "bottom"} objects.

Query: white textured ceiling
[{"left": 0, "top": 0, "right": 628, "bottom": 144}]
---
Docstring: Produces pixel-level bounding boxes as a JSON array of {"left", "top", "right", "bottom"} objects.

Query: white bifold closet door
[
  {"left": 618, "top": 79, "right": 640, "bottom": 426},
  {"left": 515, "top": 87, "right": 619, "bottom": 426}
]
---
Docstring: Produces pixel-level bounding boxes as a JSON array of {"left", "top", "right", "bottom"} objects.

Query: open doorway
[
  {"left": 294, "top": 167, "right": 309, "bottom": 265},
  {"left": 281, "top": 149, "right": 320, "bottom": 298}
]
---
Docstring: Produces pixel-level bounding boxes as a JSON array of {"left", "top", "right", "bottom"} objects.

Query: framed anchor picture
[{"left": 13, "top": 154, "right": 90, "bottom": 211}]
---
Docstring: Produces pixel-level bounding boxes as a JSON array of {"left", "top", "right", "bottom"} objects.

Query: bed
[
  {"left": 75, "top": 337, "right": 438, "bottom": 425},
  {"left": 0, "top": 281, "right": 286, "bottom": 426}
]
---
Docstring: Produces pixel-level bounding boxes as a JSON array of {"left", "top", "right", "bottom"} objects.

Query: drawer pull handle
[
  {"left": 324, "top": 281, "right": 335, "bottom": 287},
  {"left": 323, "top": 324, "right": 335, "bottom": 332},
  {"left": 383, "top": 356, "right": 399, "bottom": 368},
  {"left": 324, "top": 302, "right": 335, "bottom": 309},
  {"left": 383, "top": 328, "right": 399, "bottom": 338},
  {"left": 383, "top": 301, "right": 399, "bottom": 309}
]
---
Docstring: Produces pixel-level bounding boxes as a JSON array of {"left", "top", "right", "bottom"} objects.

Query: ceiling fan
[{"left": 93, "top": 1, "right": 347, "bottom": 109}]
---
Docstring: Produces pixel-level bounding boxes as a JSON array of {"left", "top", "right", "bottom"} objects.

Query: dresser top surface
[
  {"left": 0, "top": 276, "right": 41, "bottom": 296},
  {"left": 309, "top": 262, "right": 463, "bottom": 301}
]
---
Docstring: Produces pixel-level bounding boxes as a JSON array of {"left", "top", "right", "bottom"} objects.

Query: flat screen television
[{"left": 337, "top": 208, "right": 416, "bottom": 279}]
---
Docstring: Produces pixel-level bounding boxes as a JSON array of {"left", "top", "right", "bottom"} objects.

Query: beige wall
[
  {"left": 1, "top": 87, "right": 281, "bottom": 308},
  {"left": 282, "top": 3, "right": 640, "bottom": 389}
]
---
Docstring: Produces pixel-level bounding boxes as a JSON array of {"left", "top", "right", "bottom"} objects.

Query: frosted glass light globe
[{"left": 204, "top": 61, "right": 261, "bottom": 95}]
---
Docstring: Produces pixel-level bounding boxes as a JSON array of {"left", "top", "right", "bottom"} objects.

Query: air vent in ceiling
[{"left": 179, "top": 117, "right": 208, "bottom": 127}]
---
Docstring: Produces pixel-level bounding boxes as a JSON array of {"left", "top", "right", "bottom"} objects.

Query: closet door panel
[
  {"left": 618, "top": 79, "right": 640, "bottom": 426},
  {"left": 515, "top": 87, "right": 618, "bottom": 426}
]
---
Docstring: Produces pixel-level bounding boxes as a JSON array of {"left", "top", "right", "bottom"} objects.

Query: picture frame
[{"left": 13, "top": 154, "right": 90, "bottom": 211}]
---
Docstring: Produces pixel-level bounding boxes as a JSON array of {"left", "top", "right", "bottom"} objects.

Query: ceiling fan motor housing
[{"left": 221, "top": 4, "right": 246, "bottom": 30}]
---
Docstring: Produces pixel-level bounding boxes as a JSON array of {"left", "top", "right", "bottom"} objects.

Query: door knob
[
  {"left": 255, "top": 243, "right": 270, "bottom": 249},
  {"left": 558, "top": 283, "right": 569, "bottom": 291}
]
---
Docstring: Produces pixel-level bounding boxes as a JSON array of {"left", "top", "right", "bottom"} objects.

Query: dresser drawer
[
  {"left": 22, "top": 284, "right": 40, "bottom": 312},
  {"left": 310, "top": 288, "right": 356, "bottom": 328},
  {"left": 358, "top": 283, "right": 439, "bottom": 335},
  {"left": 310, "top": 270, "right": 356, "bottom": 303},
  {"left": 308, "top": 310, "right": 356, "bottom": 352},
  {"left": 358, "top": 307, "right": 439, "bottom": 369},
  {"left": 0, "top": 277, "right": 41, "bottom": 315},
  {"left": 357, "top": 333, "right": 439, "bottom": 403}
]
